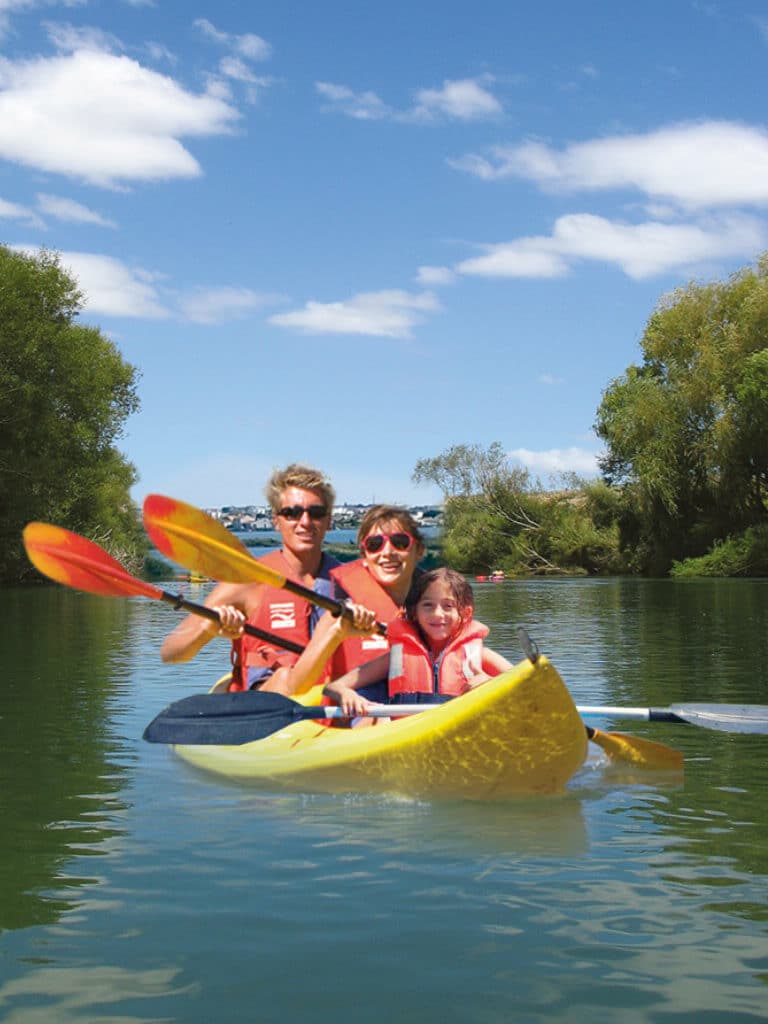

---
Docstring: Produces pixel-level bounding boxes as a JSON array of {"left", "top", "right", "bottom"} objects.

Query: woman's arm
[{"left": 268, "top": 603, "right": 378, "bottom": 696}]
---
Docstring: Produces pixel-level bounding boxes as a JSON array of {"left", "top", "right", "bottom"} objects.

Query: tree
[
  {"left": 595, "top": 253, "right": 768, "bottom": 573},
  {"left": 0, "top": 247, "right": 143, "bottom": 582},
  {"left": 413, "top": 443, "right": 622, "bottom": 575}
]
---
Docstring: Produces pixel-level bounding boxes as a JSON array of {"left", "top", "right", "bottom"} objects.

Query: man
[{"left": 160, "top": 463, "right": 339, "bottom": 692}]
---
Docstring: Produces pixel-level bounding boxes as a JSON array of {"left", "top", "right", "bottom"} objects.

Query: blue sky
[{"left": 3, "top": 1, "right": 768, "bottom": 508}]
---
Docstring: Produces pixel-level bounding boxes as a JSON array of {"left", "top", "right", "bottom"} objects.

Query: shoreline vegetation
[{"left": 6, "top": 247, "right": 768, "bottom": 584}]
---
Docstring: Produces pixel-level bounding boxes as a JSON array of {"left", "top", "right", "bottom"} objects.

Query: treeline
[
  {"left": 5, "top": 247, "right": 768, "bottom": 583},
  {"left": 415, "top": 255, "right": 768, "bottom": 578},
  {"left": 0, "top": 246, "right": 145, "bottom": 582}
]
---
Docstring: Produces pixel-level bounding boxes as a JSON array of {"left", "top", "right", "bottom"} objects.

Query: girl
[{"left": 323, "top": 568, "right": 512, "bottom": 719}]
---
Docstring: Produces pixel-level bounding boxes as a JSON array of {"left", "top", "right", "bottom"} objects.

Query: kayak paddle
[
  {"left": 22, "top": 522, "right": 303, "bottom": 654},
  {"left": 142, "top": 494, "right": 387, "bottom": 635},
  {"left": 577, "top": 703, "right": 768, "bottom": 733},
  {"left": 142, "top": 688, "right": 682, "bottom": 770}
]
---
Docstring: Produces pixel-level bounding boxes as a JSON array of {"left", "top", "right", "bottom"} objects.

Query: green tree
[
  {"left": 595, "top": 253, "right": 768, "bottom": 574},
  {"left": 0, "top": 246, "right": 143, "bottom": 582},
  {"left": 413, "top": 443, "right": 622, "bottom": 575}
]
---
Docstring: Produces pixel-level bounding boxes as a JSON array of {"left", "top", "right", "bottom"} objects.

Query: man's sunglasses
[
  {"left": 362, "top": 532, "right": 414, "bottom": 554},
  {"left": 277, "top": 504, "right": 329, "bottom": 521}
]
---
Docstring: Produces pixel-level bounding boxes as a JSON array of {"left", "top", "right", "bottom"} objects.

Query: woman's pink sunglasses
[{"left": 362, "top": 532, "right": 414, "bottom": 554}]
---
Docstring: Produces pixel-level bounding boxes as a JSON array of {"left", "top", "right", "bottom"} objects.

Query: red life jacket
[
  {"left": 229, "top": 550, "right": 319, "bottom": 692},
  {"left": 387, "top": 617, "right": 489, "bottom": 698},
  {"left": 328, "top": 559, "right": 402, "bottom": 675}
]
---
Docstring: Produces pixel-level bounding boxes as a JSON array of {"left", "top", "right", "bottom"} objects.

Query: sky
[{"left": 3, "top": 0, "right": 768, "bottom": 508}]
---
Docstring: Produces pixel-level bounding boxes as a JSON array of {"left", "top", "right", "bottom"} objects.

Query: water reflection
[{"left": 0, "top": 588, "right": 132, "bottom": 932}]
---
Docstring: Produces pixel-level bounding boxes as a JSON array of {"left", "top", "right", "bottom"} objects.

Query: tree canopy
[
  {"left": 0, "top": 246, "right": 143, "bottom": 582},
  {"left": 595, "top": 254, "right": 768, "bottom": 574}
]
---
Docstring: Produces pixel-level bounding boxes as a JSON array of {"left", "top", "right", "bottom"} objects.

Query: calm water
[{"left": 1, "top": 578, "right": 768, "bottom": 1023}]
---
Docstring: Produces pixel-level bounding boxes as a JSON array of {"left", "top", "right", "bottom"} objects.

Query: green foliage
[
  {"left": 413, "top": 444, "right": 624, "bottom": 576},
  {"left": 595, "top": 254, "right": 768, "bottom": 574},
  {"left": 0, "top": 246, "right": 143, "bottom": 582},
  {"left": 671, "top": 524, "right": 768, "bottom": 577}
]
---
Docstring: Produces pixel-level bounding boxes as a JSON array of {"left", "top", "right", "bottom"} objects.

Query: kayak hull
[{"left": 172, "top": 654, "right": 588, "bottom": 801}]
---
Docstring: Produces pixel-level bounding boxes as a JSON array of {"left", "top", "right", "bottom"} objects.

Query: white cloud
[
  {"left": 415, "top": 265, "right": 456, "bottom": 286},
  {"left": 36, "top": 192, "right": 116, "bottom": 227},
  {"left": 270, "top": 289, "right": 440, "bottom": 338},
  {"left": 451, "top": 121, "right": 768, "bottom": 209},
  {"left": 0, "top": 49, "right": 240, "bottom": 187},
  {"left": 179, "top": 286, "right": 280, "bottom": 324},
  {"left": 456, "top": 212, "right": 766, "bottom": 280},
  {"left": 0, "top": 196, "right": 43, "bottom": 226},
  {"left": 410, "top": 77, "right": 502, "bottom": 121},
  {"left": 508, "top": 446, "right": 601, "bottom": 477},
  {"left": 194, "top": 18, "right": 271, "bottom": 61},
  {"left": 317, "top": 76, "right": 502, "bottom": 123},
  {"left": 53, "top": 251, "right": 169, "bottom": 317},
  {"left": 316, "top": 81, "right": 392, "bottom": 120},
  {"left": 44, "top": 21, "right": 121, "bottom": 53}
]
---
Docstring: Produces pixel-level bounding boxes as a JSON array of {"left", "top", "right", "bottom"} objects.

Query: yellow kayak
[{"left": 172, "top": 654, "right": 588, "bottom": 801}]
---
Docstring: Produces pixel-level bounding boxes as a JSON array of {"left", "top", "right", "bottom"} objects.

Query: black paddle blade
[{"left": 143, "top": 691, "right": 327, "bottom": 745}]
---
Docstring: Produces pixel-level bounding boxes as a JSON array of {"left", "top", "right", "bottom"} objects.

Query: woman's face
[{"left": 360, "top": 518, "right": 423, "bottom": 595}]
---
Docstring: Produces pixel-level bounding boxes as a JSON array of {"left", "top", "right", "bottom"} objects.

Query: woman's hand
[{"left": 338, "top": 601, "right": 378, "bottom": 638}]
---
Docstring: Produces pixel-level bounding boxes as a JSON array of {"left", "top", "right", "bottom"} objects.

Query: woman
[{"left": 278, "top": 504, "right": 425, "bottom": 696}]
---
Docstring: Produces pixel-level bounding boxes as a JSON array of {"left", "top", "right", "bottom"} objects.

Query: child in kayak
[{"left": 323, "top": 567, "right": 512, "bottom": 719}]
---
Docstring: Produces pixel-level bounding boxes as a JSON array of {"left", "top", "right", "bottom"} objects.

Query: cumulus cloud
[
  {"left": 509, "top": 446, "right": 601, "bottom": 477},
  {"left": 317, "top": 76, "right": 502, "bottom": 123},
  {"left": 0, "top": 49, "right": 240, "bottom": 187},
  {"left": 36, "top": 192, "right": 116, "bottom": 227},
  {"left": 270, "top": 289, "right": 440, "bottom": 338},
  {"left": 410, "top": 76, "right": 502, "bottom": 121},
  {"left": 50, "top": 251, "right": 169, "bottom": 317},
  {"left": 179, "top": 286, "right": 281, "bottom": 324},
  {"left": 450, "top": 121, "right": 768, "bottom": 209},
  {"left": 456, "top": 212, "right": 766, "bottom": 280}
]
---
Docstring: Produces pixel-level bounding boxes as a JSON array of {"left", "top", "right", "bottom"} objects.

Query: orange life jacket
[
  {"left": 387, "top": 617, "right": 489, "bottom": 699},
  {"left": 328, "top": 559, "right": 402, "bottom": 675},
  {"left": 228, "top": 550, "right": 337, "bottom": 691}
]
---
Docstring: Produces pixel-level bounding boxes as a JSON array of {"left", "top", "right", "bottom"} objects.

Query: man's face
[{"left": 273, "top": 486, "right": 331, "bottom": 558}]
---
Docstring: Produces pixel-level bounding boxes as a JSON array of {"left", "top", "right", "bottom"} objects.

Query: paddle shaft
[{"left": 157, "top": 590, "right": 304, "bottom": 655}]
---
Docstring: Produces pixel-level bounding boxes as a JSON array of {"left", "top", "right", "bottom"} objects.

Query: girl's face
[
  {"left": 361, "top": 519, "right": 422, "bottom": 594},
  {"left": 414, "top": 579, "right": 469, "bottom": 650}
]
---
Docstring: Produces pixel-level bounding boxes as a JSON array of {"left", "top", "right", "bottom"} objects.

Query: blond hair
[{"left": 264, "top": 463, "right": 336, "bottom": 513}]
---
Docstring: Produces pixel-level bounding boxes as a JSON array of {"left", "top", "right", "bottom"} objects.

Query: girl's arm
[
  {"left": 462, "top": 646, "right": 514, "bottom": 691},
  {"left": 322, "top": 653, "right": 391, "bottom": 715},
  {"left": 270, "top": 603, "right": 377, "bottom": 696}
]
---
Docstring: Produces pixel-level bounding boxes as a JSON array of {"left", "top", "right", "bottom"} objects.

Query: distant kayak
[{"left": 169, "top": 654, "right": 588, "bottom": 801}]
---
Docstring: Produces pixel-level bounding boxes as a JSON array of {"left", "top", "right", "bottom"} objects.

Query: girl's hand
[
  {"left": 461, "top": 672, "right": 491, "bottom": 692},
  {"left": 211, "top": 605, "right": 246, "bottom": 639},
  {"left": 337, "top": 687, "right": 373, "bottom": 718}
]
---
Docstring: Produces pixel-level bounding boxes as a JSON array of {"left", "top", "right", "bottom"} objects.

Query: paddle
[
  {"left": 22, "top": 522, "right": 304, "bottom": 655},
  {"left": 143, "top": 691, "right": 429, "bottom": 744},
  {"left": 577, "top": 703, "right": 768, "bottom": 733},
  {"left": 141, "top": 688, "right": 678, "bottom": 769},
  {"left": 142, "top": 493, "right": 387, "bottom": 635}
]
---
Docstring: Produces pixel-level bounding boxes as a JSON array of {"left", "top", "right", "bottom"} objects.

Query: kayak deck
[{"left": 172, "top": 654, "right": 588, "bottom": 801}]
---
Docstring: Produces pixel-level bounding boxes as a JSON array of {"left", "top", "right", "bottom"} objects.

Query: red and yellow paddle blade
[
  {"left": 143, "top": 494, "right": 286, "bottom": 587},
  {"left": 587, "top": 726, "right": 684, "bottom": 771},
  {"left": 23, "top": 522, "right": 161, "bottom": 600}
]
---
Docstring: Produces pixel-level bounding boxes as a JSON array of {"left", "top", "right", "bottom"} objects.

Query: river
[{"left": 1, "top": 576, "right": 767, "bottom": 1022}]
